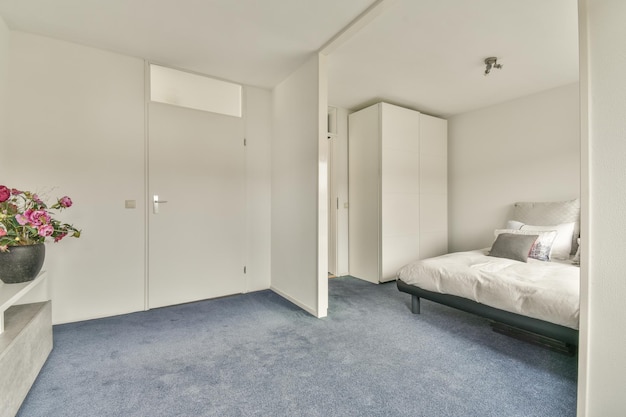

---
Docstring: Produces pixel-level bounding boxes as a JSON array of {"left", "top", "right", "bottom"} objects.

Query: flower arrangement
[{"left": 0, "top": 185, "right": 81, "bottom": 252}]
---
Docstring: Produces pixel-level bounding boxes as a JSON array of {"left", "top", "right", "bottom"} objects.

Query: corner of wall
[{"left": 0, "top": 15, "right": 9, "bottom": 170}]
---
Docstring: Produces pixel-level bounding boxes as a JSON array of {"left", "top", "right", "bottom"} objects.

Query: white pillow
[
  {"left": 495, "top": 228, "right": 558, "bottom": 261},
  {"left": 506, "top": 220, "right": 575, "bottom": 260}
]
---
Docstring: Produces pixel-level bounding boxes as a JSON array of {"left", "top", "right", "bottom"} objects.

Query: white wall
[
  {"left": 448, "top": 83, "right": 580, "bottom": 251},
  {"left": 244, "top": 87, "right": 272, "bottom": 292},
  {"left": 271, "top": 54, "right": 328, "bottom": 317},
  {"left": 6, "top": 32, "right": 146, "bottom": 323},
  {"left": 5, "top": 31, "right": 274, "bottom": 324},
  {"left": 0, "top": 16, "right": 8, "bottom": 171},
  {"left": 579, "top": 1, "right": 626, "bottom": 415}
]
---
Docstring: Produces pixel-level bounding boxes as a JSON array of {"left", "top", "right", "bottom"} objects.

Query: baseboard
[{"left": 270, "top": 286, "right": 321, "bottom": 318}]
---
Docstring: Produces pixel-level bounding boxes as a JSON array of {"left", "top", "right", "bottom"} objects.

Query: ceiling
[
  {"left": 329, "top": 0, "right": 579, "bottom": 117},
  {"left": 0, "top": 0, "right": 579, "bottom": 118}
]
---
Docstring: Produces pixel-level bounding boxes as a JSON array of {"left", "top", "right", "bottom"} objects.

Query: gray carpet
[{"left": 17, "top": 277, "right": 577, "bottom": 417}]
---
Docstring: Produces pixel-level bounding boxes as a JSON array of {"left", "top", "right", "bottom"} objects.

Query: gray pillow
[{"left": 488, "top": 233, "right": 539, "bottom": 263}]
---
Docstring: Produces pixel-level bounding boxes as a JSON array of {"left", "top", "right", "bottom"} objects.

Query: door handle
[{"left": 153, "top": 194, "right": 168, "bottom": 214}]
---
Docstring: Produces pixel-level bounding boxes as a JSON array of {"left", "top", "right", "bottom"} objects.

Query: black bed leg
[{"left": 411, "top": 295, "right": 421, "bottom": 314}]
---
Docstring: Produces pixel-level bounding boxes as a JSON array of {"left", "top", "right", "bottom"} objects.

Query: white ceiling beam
[{"left": 318, "top": 0, "right": 397, "bottom": 56}]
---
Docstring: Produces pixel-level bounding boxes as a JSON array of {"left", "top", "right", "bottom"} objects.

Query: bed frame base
[
  {"left": 398, "top": 280, "right": 578, "bottom": 348},
  {"left": 490, "top": 321, "right": 577, "bottom": 355},
  {"left": 411, "top": 294, "right": 420, "bottom": 314}
]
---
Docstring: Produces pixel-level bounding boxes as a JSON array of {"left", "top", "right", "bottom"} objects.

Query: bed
[{"left": 396, "top": 199, "right": 581, "bottom": 348}]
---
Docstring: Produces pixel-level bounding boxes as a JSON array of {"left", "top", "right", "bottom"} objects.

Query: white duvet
[{"left": 396, "top": 249, "right": 580, "bottom": 329}]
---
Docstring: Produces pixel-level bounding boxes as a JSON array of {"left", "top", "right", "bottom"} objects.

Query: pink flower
[
  {"left": 59, "top": 196, "right": 73, "bottom": 208},
  {"left": 28, "top": 210, "right": 50, "bottom": 226},
  {"left": 15, "top": 212, "right": 31, "bottom": 226},
  {"left": 0, "top": 185, "right": 81, "bottom": 246},
  {"left": 0, "top": 185, "right": 9, "bottom": 202},
  {"left": 54, "top": 233, "right": 67, "bottom": 242},
  {"left": 38, "top": 224, "right": 54, "bottom": 237}
]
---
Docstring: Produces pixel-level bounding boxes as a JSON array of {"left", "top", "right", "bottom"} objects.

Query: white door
[{"left": 148, "top": 102, "right": 245, "bottom": 309}]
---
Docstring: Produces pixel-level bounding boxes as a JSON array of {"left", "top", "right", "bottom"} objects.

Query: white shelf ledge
[{"left": 0, "top": 271, "right": 49, "bottom": 334}]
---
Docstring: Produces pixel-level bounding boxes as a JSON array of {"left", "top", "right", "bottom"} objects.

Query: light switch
[
  {"left": 344, "top": 202, "right": 349, "bottom": 209},
  {"left": 125, "top": 200, "right": 136, "bottom": 209}
]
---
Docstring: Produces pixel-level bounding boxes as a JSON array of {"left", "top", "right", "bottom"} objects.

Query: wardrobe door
[{"left": 380, "top": 103, "right": 421, "bottom": 281}]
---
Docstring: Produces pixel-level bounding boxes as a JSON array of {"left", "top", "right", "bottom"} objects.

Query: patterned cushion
[
  {"left": 511, "top": 199, "right": 580, "bottom": 254},
  {"left": 505, "top": 221, "right": 575, "bottom": 260}
]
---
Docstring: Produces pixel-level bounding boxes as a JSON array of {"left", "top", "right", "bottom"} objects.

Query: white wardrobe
[{"left": 348, "top": 102, "right": 447, "bottom": 283}]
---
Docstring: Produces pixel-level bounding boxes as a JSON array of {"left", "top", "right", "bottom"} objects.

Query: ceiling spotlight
[{"left": 484, "top": 57, "right": 503, "bottom": 76}]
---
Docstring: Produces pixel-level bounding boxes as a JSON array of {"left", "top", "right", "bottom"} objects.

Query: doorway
[
  {"left": 327, "top": 106, "right": 350, "bottom": 279},
  {"left": 147, "top": 101, "right": 246, "bottom": 308}
]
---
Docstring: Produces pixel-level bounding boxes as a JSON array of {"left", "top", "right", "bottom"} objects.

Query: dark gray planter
[{"left": 0, "top": 244, "right": 46, "bottom": 284}]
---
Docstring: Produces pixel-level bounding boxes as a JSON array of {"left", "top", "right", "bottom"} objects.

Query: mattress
[{"left": 396, "top": 249, "right": 580, "bottom": 329}]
